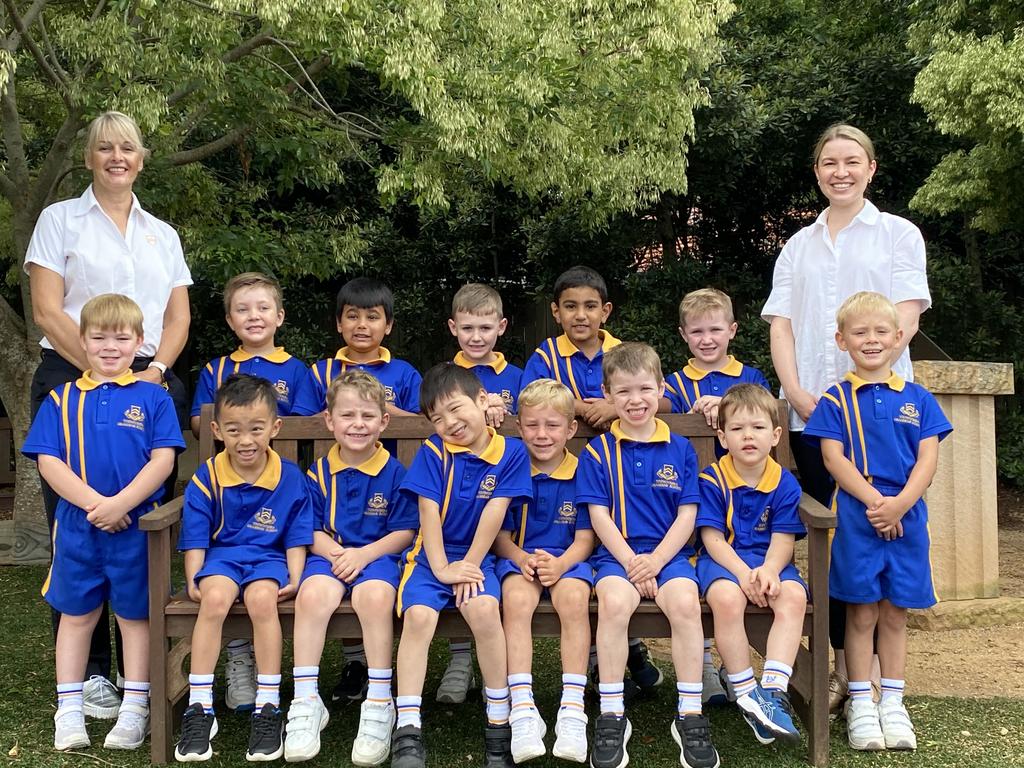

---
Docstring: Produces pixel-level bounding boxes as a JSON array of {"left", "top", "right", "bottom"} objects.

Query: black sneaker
[
  {"left": 391, "top": 725, "right": 426, "bottom": 768},
  {"left": 626, "top": 640, "right": 664, "bottom": 691},
  {"left": 589, "top": 668, "right": 641, "bottom": 705},
  {"left": 483, "top": 723, "right": 514, "bottom": 768},
  {"left": 174, "top": 702, "right": 218, "bottom": 762},
  {"left": 670, "top": 714, "right": 720, "bottom": 768},
  {"left": 332, "top": 660, "right": 369, "bottom": 704},
  {"left": 590, "top": 713, "right": 631, "bottom": 768},
  {"left": 246, "top": 703, "right": 284, "bottom": 762}
]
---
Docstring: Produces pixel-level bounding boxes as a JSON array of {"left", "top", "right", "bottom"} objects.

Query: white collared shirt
[
  {"left": 761, "top": 200, "right": 930, "bottom": 430},
  {"left": 24, "top": 185, "right": 193, "bottom": 357}
]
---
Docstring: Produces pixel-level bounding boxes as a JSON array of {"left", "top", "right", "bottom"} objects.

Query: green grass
[{"left": 2, "top": 564, "right": 1023, "bottom": 767}]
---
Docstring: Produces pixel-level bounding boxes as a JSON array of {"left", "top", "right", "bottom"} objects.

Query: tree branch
[
  {"left": 3, "top": 0, "right": 48, "bottom": 53},
  {"left": 38, "top": 13, "right": 71, "bottom": 86},
  {"left": 0, "top": 172, "right": 15, "bottom": 200},
  {"left": 0, "top": 86, "right": 30, "bottom": 196},
  {"left": 1, "top": 0, "right": 70, "bottom": 98},
  {"left": 28, "top": 107, "right": 84, "bottom": 217},
  {"left": 166, "top": 126, "right": 249, "bottom": 166},
  {"left": 177, "top": 0, "right": 257, "bottom": 21},
  {"left": 166, "top": 32, "right": 276, "bottom": 107}
]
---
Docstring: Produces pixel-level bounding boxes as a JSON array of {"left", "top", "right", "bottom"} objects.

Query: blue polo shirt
[
  {"left": 178, "top": 449, "right": 314, "bottom": 561},
  {"left": 310, "top": 347, "right": 421, "bottom": 413},
  {"left": 521, "top": 331, "right": 621, "bottom": 400},
  {"left": 400, "top": 429, "right": 531, "bottom": 559},
  {"left": 576, "top": 419, "right": 700, "bottom": 554},
  {"left": 191, "top": 347, "right": 320, "bottom": 418},
  {"left": 504, "top": 451, "right": 589, "bottom": 552},
  {"left": 697, "top": 455, "right": 805, "bottom": 557},
  {"left": 803, "top": 372, "right": 952, "bottom": 491},
  {"left": 454, "top": 352, "right": 524, "bottom": 414},
  {"left": 306, "top": 443, "right": 418, "bottom": 545},
  {"left": 665, "top": 356, "right": 770, "bottom": 414}
]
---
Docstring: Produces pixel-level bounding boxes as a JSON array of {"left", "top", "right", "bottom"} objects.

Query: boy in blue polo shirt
[
  {"left": 804, "top": 292, "right": 951, "bottom": 752},
  {"left": 697, "top": 384, "right": 807, "bottom": 746},
  {"left": 283, "top": 371, "right": 417, "bottom": 765},
  {"left": 577, "top": 342, "right": 719, "bottom": 768},
  {"left": 392, "top": 363, "right": 532, "bottom": 768},
  {"left": 23, "top": 293, "right": 185, "bottom": 752},
  {"left": 493, "top": 379, "right": 595, "bottom": 764},
  {"left": 175, "top": 374, "right": 313, "bottom": 763}
]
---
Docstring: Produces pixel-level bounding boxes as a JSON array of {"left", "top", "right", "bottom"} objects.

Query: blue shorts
[
  {"left": 44, "top": 508, "right": 148, "bottom": 620},
  {"left": 301, "top": 553, "right": 402, "bottom": 591},
  {"left": 396, "top": 553, "right": 501, "bottom": 615},
  {"left": 696, "top": 551, "right": 807, "bottom": 599},
  {"left": 195, "top": 550, "right": 289, "bottom": 592},
  {"left": 496, "top": 550, "right": 594, "bottom": 588},
  {"left": 591, "top": 542, "right": 698, "bottom": 589},
  {"left": 830, "top": 488, "right": 936, "bottom": 609}
]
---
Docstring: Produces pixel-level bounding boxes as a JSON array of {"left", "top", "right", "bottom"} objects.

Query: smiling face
[
  {"left": 603, "top": 368, "right": 664, "bottom": 437},
  {"left": 81, "top": 325, "right": 143, "bottom": 380},
  {"left": 517, "top": 403, "right": 577, "bottom": 469},
  {"left": 226, "top": 285, "right": 283, "bottom": 351},
  {"left": 836, "top": 310, "right": 903, "bottom": 377},
  {"left": 814, "top": 137, "right": 876, "bottom": 210},
  {"left": 86, "top": 131, "right": 144, "bottom": 195},
  {"left": 552, "top": 286, "right": 611, "bottom": 351},
  {"left": 337, "top": 304, "right": 392, "bottom": 360},
  {"left": 718, "top": 405, "right": 781, "bottom": 472},
  {"left": 325, "top": 387, "right": 389, "bottom": 459},
  {"left": 211, "top": 399, "right": 281, "bottom": 475},
  {"left": 448, "top": 310, "right": 507, "bottom": 364},
  {"left": 427, "top": 388, "right": 490, "bottom": 453},
  {"left": 680, "top": 310, "right": 737, "bottom": 370}
]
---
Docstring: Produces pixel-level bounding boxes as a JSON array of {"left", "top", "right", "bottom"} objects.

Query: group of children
[{"left": 25, "top": 263, "right": 951, "bottom": 768}]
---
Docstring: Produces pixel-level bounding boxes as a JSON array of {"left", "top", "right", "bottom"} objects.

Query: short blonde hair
[
  {"left": 813, "top": 123, "right": 875, "bottom": 165},
  {"left": 223, "top": 272, "right": 283, "bottom": 314},
  {"left": 602, "top": 342, "right": 664, "bottom": 385},
  {"left": 517, "top": 379, "right": 575, "bottom": 423},
  {"left": 835, "top": 291, "right": 899, "bottom": 332},
  {"left": 718, "top": 384, "right": 780, "bottom": 430},
  {"left": 326, "top": 370, "right": 387, "bottom": 414},
  {"left": 85, "top": 111, "right": 150, "bottom": 160},
  {"left": 678, "top": 288, "right": 734, "bottom": 327},
  {"left": 451, "top": 283, "right": 503, "bottom": 318},
  {"left": 79, "top": 293, "right": 144, "bottom": 337}
]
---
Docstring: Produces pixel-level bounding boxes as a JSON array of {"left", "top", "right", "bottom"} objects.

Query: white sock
[
  {"left": 598, "top": 682, "right": 624, "bottom": 716},
  {"left": 57, "top": 682, "right": 84, "bottom": 713},
  {"left": 396, "top": 695, "right": 421, "bottom": 728},
  {"left": 449, "top": 641, "right": 472, "bottom": 664},
  {"left": 880, "top": 678, "right": 905, "bottom": 705},
  {"left": 293, "top": 666, "right": 319, "bottom": 699},
  {"left": 677, "top": 681, "right": 702, "bottom": 717},
  {"left": 122, "top": 680, "right": 150, "bottom": 709},
  {"left": 762, "top": 660, "right": 793, "bottom": 692},
  {"left": 728, "top": 667, "right": 757, "bottom": 700},
  {"left": 485, "top": 687, "right": 511, "bottom": 725},
  {"left": 559, "top": 673, "right": 587, "bottom": 717},
  {"left": 188, "top": 674, "right": 214, "bottom": 713},
  {"left": 255, "top": 674, "right": 281, "bottom": 709},
  {"left": 367, "top": 668, "right": 393, "bottom": 703},
  {"left": 508, "top": 673, "right": 537, "bottom": 719}
]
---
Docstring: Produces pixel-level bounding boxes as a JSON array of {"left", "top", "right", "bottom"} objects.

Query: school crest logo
[
  {"left": 501, "top": 389, "right": 513, "bottom": 406},
  {"left": 383, "top": 385, "right": 396, "bottom": 402},
  {"left": 477, "top": 474, "right": 498, "bottom": 499},
  {"left": 274, "top": 379, "right": 290, "bottom": 402},
  {"left": 754, "top": 506, "right": 771, "bottom": 533},
  {"left": 145, "top": 234, "right": 157, "bottom": 246},
  {"left": 555, "top": 500, "right": 576, "bottom": 525},
  {"left": 653, "top": 464, "right": 681, "bottom": 490},
  {"left": 366, "top": 493, "right": 388, "bottom": 516},
  {"left": 117, "top": 404, "right": 146, "bottom": 431},
  {"left": 895, "top": 402, "right": 921, "bottom": 427},
  {"left": 248, "top": 506, "right": 278, "bottom": 533}
]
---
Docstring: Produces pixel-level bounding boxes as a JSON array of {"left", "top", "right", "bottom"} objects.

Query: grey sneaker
[
  {"left": 225, "top": 648, "right": 257, "bottom": 712},
  {"left": 436, "top": 657, "right": 475, "bottom": 704},
  {"left": 83, "top": 675, "right": 122, "bottom": 720},
  {"left": 103, "top": 702, "right": 150, "bottom": 749}
]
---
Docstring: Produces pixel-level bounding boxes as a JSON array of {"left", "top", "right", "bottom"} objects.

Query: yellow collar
[
  {"left": 454, "top": 350, "right": 508, "bottom": 373},
  {"left": 326, "top": 442, "right": 390, "bottom": 476},
  {"left": 718, "top": 454, "right": 782, "bottom": 492},
  {"left": 682, "top": 355, "right": 743, "bottom": 380},
  {"left": 532, "top": 450, "right": 578, "bottom": 479},
  {"left": 610, "top": 418, "right": 671, "bottom": 443},
  {"left": 843, "top": 371, "right": 905, "bottom": 392},
  {"left": 443, "top": 427, "right": 505, "bottom": 465},
  {"left": 77, "top": 370, "right": 137, "bottom": 391},
  {"left": 230, "top": 346, "right": 291, "bottom": 364},
  {"left": 554, "top": 330, "right": 620, "bottom": 358},
  {"left": 335, "top": 346, "right": 392, "bottom": 365},
  {"left": 213, "top": 448, "right": 282, "bottom": 490}
]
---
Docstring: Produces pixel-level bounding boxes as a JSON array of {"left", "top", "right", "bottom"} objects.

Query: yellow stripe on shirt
[{"left": 76, "top": 390, "right": 88, "bottom": 484}]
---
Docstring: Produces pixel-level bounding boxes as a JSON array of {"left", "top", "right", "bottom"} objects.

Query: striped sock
[
  {"left": 880, "top": 678, "right": 905, "bottom": 705},
  {"left": 559, "top": 673, "right": 587, "bottom": 717},
  {"left": 122, "top": 680, "right": 150, "bottom": 709},
  {"left": 703, "top": 638, "right": 714, "bottom": 666},
  {"left": 367, "top": 668, "right": 393, "bottom": 703},
  {"left": 343, "top": 642, "right": 367, "bottom": 665},
  {"left": 449, "top": 641, "right": 472, "bottom": 662},
  {"left": 189, "top": 674, "right": 215, "bottom": 713},
  {"left": 762, "top": 660, "right": 793, "bottom": 692},
  {"left": 57, "top": 682, "right": 84, "bottom": 713},
  {"left": 728, "top": 667, "right": 757, "bottom": 700},
  {"left": 226, "top": 639, "right": 251, "bottom": 656},
  {"left": 508, "top": 674, "right": 537, "bottom": 720},
  {"left": 598, "top": 682, "right": 625, "bottom": 716},
  {"left": 293, "top": 666, "right": 319, "bottom": 699},
  {"left": 485, "top": 687, "right": 511, "bottom": 725},
  {"left": 255, "top": 674, "right": 281, "bottom": 709},
  {"left": 848, "top": 680, "right": 873, "bottom": 702},
  {"left": 677, "top": 681, "right": 702, "bottom": 717},
  {"left": 396, "top": 696, "right": 421, "bottom": 729}
]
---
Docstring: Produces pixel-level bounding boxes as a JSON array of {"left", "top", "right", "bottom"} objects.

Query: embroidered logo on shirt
[
  {"left": 556, "top": 500, "right": 577, "bottom": 525},
  {"left": 118, "top": 405, "right": 146, "bottom": 431},
  {"left": 383, "top": 385, "right": 396, "bottom": 402},
  {"left": 653, "top": 464, "right": 681, "bottom": 490},
  {"left": 366, "top": 493, "right": 388, "bottom": 516},
  {"left": 145, "top": 234, "right": 157, "bottom": 245},
  {"left": 895, "top": 402, "right": 921, "bottom": 427},
  {"left": 501, "top": 389, "right": 513, "bottom": 405},
  {"left": 754, "top": 506, "right": 771, "bottom": 533},
  {"left": 274, "top": 380, "right": 289, "bottom": 402},
  {"left": 248, "top": 507, "right": 278, "bottom": 533},
  {"left": 477, "top": 474, "right": 498, "bottom": 499}
]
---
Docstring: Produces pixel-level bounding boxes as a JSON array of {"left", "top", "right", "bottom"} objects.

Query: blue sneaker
[
  {"left": 736, "top": 686, "right": 800, "bottom": 743},
  {"left": 740, "top": 711, "right": 775, "bottom": 745}
]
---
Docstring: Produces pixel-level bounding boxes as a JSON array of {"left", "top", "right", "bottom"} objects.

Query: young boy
[
  {"left": 521, "top": 265, "right": 620, "bottom": 431},
  {"left": 696, "top": 384, "right": 807, "bottom": 745},
  {"left": 23, "top": 293, "right": 184, "bottom": 752},
  {"left": 804, "top": 292, "right": 951, "bottom": 752},
  {"left": 576, "top": 342, "right": 719, "bottom": 768},
  {"left": 494, "top": 379, "right": 595, "bottom": 764},
  {"left": 284, "top": 371, "right": 417, "bottom": 765},
  {"left": 175, "top": 374, "right": 313, "bottom": 763},
  {"left": 392, "top": 363, "right": 532, "bottom": 768}
]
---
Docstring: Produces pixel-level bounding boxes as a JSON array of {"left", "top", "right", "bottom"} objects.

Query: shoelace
[
  {"left": 250, "top": 710, "right": 281, "bottom": 742},
  {"left": 771, "top": 691, "right": 796, "bottom": 718},
  {"left": 180, "top": 709, "right": 213, "bottom": 743}
]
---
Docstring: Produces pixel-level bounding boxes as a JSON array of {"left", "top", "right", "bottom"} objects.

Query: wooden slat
[{"left": 0, "top": 417, "right": 14, "bottom": 485}]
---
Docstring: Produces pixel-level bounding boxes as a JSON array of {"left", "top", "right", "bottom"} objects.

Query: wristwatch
[{"left": 148, "top": 360, "right": 168, "bottom": 381}]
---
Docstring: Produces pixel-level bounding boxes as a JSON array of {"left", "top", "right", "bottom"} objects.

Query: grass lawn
[{"left": 2, "top": 564, "right": 1022, "bottom": 767}]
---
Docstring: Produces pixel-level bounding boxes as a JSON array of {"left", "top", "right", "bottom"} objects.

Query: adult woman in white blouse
[{"left": 25, "top": 111, "right": 192, "bottom": 714}]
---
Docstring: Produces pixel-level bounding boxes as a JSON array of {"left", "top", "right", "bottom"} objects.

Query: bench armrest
[
  {"left": 140, "top": 495, "right": 183, "bottom": 532},
  {"left": 798, "top": 493, "right": 836, "bottom": 530}
]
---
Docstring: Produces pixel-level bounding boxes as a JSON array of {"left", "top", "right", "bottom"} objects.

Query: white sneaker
[
  {"left": 83, "top": 675, "right": 121, "bottom": 719},
  {"left": 225, "top": 648, "right": 257, "bottom": 712},
  {"left": 510, "top": 710, "right": 546, "bottom": 764},
  {"left": 284, "top": 695, "right": 329, "bottom": 762},
  {"left": 104, "top": 702, "right": 150, "bottom": 749},
  {"left": 846, "top": 698, "right": 884, "bottom": 751},
  {"left": 702, "top": 664, "right": 729, "bottom": 705},
  {"left": 552, "top": 710, "right": 588, "bottom": 763},
  {"left": 436, "top": 656, "right": 475, "bottom": 704},
  {"left": 351, "top": 698, "right": 396, "bottom": 766},
  {"left": 54, "top": 708, "right": 90, "bottom": 751},
  {"left": 879, "top": 699, "right": 917, "bottom": 750}
]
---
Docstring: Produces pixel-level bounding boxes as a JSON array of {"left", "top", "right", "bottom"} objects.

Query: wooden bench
[{"left": 142, "top": 403, "right": 835, "bottom": 765}]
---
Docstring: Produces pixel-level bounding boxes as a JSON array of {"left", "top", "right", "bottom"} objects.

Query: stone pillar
[{"left": 914, "top": 361, "right": 1014, "bottom": 601}]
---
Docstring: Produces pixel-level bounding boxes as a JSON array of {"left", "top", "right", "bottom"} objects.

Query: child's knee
[
  {"left": 706, "top": 582, "right": 746, "bottom": 620},
  {"left": 402, "top": 606, "right": 438, "bottom": 636},
  {"left": 773, "top": 583, "right": 808, "bottom": 618},
  {"left": 352, "top": 582, "right": 395, "bottom": 615},
  {"left": 198, "top": 587, "right": 235, "bottom": 619},
  {"left": 296, "top": 578, "right": 338, "bottom": 611},
  {"left": 461, "top": 596, "right": 501, "bottom": 629},
  {"left": 877, "top": 602, "right": 907, "bottom": 631},
  {"left": 551, "top": 582, "right": 591, "bottom": 621},
  {"left": 245, "top": 584, "right": 281, "bottom": 622},
  {"left": 501, "top": 580, "right": 540, "bottom": 619},
  {"left": 847, "top": 602, "right": 878, "bottom": 630},
  {"left": 597, "top": 581, "right": 639, "bottom": 619}
]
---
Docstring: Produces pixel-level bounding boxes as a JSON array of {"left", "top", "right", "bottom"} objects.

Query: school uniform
[
  {"left": 520, "top": 331, "right": 620, "bottom": 399},
  {"left": 695, "top": 455, "right": 807, "bottom": 596},
  {"left": 301, "top": 443, "right": 418, "bottom": 590},
  {"left": 576, "top": 419, "right": 700, "bottom": 588},
  {"left": 665, "top": 356, "right": 770, "bottom": 414},
  {"left": 453, "top": 351, "right": 524, "bottom": 414},
  {"left": 309, "top": 347, "right": 422, "bottom": 413},
  {"left": 178, "top": 449, "right": 314, "bottom": 590},
  {"left": 191, "top": 347, "right": 321, "bottom": 418},
  {"left": 496, "top": 451, "right": 593, "bottom": 585},
  {"left": 803, "top": 372, "right": 952, "bottom": 608},
  {"left": 396, "top": 430, "right": 531, "bottom": 614},
  {"left": 22, "top": 372, "right": 185, "bottom": 620}
]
